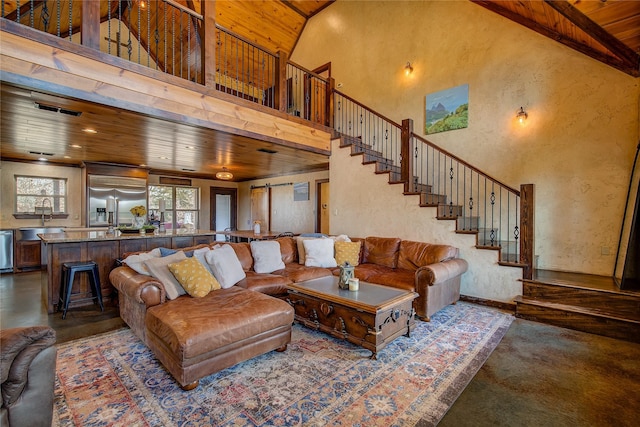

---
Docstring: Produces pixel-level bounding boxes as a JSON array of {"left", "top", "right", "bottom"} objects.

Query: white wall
[{"left": 292, "top": 1, "right": 639, "bottom": 282}]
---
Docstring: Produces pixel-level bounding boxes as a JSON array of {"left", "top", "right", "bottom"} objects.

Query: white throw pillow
[
  {"left": 303, "top": 238, "right": 337, "bottom": 268},
  {"left": 122, "top": 247, "right": 161, "bottom": 275},
  {"left": 296, "top": 236, "right": 320, "bottom": 265},
  {"left": 250, "top": 240, "right": 285, "bottom": 273},
  {"left": 143, "top": 251, "right": 187, "bottom": 299},
  {"left": 205, "top": 244, "right": 246, "bottom": 289}
]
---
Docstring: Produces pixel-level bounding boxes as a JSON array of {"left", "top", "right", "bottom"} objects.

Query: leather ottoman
[{"left": 145, "top": 286, "right": 294, "bottom": 390}]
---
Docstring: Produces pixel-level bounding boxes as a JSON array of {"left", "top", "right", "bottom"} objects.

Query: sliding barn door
[{"left": 250, "top": 187, "right": 270, "bottom": 230}]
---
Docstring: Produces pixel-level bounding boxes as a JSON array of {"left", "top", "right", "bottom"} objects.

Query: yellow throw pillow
[
  {"left": 168, "top": 257, "right": 221, "bottom": 298},
  {"left": 334, "top": 241, "right": 361, "bottom": 266}
]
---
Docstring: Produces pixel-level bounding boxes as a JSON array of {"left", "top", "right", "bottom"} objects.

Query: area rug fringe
[{"left": 53, "top": 302, "right": 513, "bottom": 427}]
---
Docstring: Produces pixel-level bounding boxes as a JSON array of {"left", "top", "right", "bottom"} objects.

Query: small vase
[{"left": 132, "top": 216, "right": 145, "bottom": 229}]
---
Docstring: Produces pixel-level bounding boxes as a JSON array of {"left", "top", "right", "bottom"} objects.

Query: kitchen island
[{"left": 38, "top": 229, "right": 219, "bottom": 314}]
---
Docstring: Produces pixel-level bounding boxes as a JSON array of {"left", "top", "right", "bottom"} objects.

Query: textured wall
[{"left": 293, "top": 0, "right": 639, "bottom": 281}]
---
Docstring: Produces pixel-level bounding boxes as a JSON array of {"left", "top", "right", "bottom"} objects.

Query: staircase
[
  {"left": 333, "top": 93, "right": 639, "bottom": 344},
  {"left": 338, "top": 133, "right": 525, "bottom": 267},
  {"left": 516, "top": 270, "right": 640, "bottom": 343}
]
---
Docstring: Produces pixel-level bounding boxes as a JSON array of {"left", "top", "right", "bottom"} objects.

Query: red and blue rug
[{"left": 53, "top": 302, "right": 513, "bottom": 426}]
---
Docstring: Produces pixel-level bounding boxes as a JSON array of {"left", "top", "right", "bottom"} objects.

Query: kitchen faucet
[{"left": 41, "top": 198, "right": 52, "bottom": 226}]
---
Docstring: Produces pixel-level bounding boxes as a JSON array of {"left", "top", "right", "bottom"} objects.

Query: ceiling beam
[
  {"left": 544, "top": 0, "right": 640, "bottom": 74},
  {"left": 470, "top": 0, "right": 639, "bottom": 77}
]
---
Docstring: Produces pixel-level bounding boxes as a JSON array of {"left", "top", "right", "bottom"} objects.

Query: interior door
[
  {"left": 316, "top": 179, "right": 330, "bottom": 234},
  {"left": 251, "top": 187, "right": 270, "bottom": 231},
  {"left": 210, "top": 187, "right": 237, "bottom": 241}
]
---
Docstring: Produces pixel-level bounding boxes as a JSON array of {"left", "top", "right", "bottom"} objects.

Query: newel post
[
  {"left": 201, "top": 0, "right": 217, "bottom": 88},
  {"left": 401, "top": 119, "right": 413, "bottom": 193},
  {"left": 80, "top": 0, "right": 100, "bottom": 50},
  {"left": 520, "top": 184, "right": 535, "bottom": 280},
  {"left": 275, "top": 50, "right": 289, "bottom": 112},
  {"left": 327, "top": 77, "right": 335, "bottom": 129}
]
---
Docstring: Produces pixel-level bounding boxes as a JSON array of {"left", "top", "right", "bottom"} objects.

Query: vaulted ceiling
[{"left": 1, "top": 0, "right": 638, "bottom": 181}]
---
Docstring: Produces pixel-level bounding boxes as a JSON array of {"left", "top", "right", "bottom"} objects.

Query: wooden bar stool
[{"left": 58, "top": 261, "right": 104, "bottom": 319}]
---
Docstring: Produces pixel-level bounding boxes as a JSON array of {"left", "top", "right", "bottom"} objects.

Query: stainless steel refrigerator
[{"left": 88, "top": 175, "right": 147, "bottom": 227}]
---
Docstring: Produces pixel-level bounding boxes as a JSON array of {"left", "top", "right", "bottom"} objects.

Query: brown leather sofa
[
  {"left": 109, "top": 235, "right": 467, "bottom": 389},
  {"left": 0, "top": 326, "right": 57, "bottom": 427},
  {"left": 345, "top": 237, "right": 469, "bottom": 321}
]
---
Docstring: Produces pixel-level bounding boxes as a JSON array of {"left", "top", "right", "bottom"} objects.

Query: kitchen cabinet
[{"left": 14, "top": 240, "right": 42, "bottom": 270}]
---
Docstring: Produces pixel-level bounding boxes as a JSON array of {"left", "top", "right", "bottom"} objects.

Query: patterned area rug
[{"left": 53, "top": 302, "right": 513, "bottom": 426}]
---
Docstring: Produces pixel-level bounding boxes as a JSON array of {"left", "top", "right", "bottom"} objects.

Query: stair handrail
[
  {"left": 333, "top": 89, "right": 402, "bottom": 129},
  {"left": 410, "top": 132, "right": 520, "bottom": 196}
]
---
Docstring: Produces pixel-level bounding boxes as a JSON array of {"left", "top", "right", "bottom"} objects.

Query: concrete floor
[
  {"left": 440, "top": 318, "right": 640, "bottom": 426},
  {"left": 0, "top": 270, "right": 124, "bottom": 343},
  {"left": 2, "top": 271, "right": 639, "bottom": 426}
]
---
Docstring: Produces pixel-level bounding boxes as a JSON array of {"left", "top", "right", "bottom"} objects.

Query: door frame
[{"left": 210, "top": 187, "right": 237, "bottom": 231}]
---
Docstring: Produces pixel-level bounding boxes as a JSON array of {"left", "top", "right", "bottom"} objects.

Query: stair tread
[{"left": 515, "top": 296, "right": 640, "bottom": 323}]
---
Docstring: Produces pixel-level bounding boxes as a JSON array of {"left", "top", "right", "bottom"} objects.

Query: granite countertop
[{"left": 37, "top": 229, "right": 218, "bottom": 243}]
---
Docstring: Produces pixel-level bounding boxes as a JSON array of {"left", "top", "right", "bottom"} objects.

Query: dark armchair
[{"left": 0, "top": 326, "right": 57, "bottom": 427}]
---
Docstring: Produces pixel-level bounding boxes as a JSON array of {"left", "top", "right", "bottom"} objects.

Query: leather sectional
[{"left": 109, "top": 235, "right": 468, "bottom": 389}]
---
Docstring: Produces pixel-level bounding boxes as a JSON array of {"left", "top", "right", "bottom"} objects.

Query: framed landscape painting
[{"left": 425, "top": 84, "right": 469, "bottom": 134}]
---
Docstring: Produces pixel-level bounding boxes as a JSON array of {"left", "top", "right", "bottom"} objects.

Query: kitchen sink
[{"left": 16, "top": 227, "right": 66, "bottom": 241}]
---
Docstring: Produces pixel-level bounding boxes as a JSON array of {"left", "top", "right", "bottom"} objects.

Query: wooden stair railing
[{"left": 334, "top": 91, "right": 535, "bottom": 279}]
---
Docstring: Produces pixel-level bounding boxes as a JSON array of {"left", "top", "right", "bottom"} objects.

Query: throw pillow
[
  {"left": 122, "top": 247, "right": 161, "bottom": 275},
  {"left": 303, "top": 238, "right": 337, "bottom": 268},
  {"left": 168, "top": 257, "right": 220, "bottom": 298},
  {"left": 144, "top": 251, "right": 188, "bottom": 299},
  {"left": 296, "top": 236, "right": 319, "bottom": 265},
  {"left": 334, "top": 241, "right": 362, "bottom": 266},
  {"left": 205, "top": 244, "right": 246, "bottom": 289},
  {"left": 250, "top": 240, "right": 285, "bottom": 273},
  {"left": 160, "top": 247, "right": 194, "bottom": 257},
  {"left": 192, "top": 246, "right": 214, "bottom": 274}
]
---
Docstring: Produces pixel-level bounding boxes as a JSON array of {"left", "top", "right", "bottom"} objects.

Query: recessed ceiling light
[
  {"left": 159, "top": 156, "right": 169, "bottom": 160},
  {"left": 82, "top": 128, "right": 98, "bottom": 134},
  {"left": 139, "top": 164, "right": 147, "bottom": 167},
  {"left": 185, "top": 146, "right": 195, "bottom": 150},
  {"left": 70, "top": 144, "right": 82, "bottom": 149},
  {"left": 38, "top": 157, "right": 48, "bottom": 161}
]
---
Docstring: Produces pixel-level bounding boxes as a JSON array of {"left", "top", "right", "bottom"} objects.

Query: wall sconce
[
  {"left": 516, "top": 106, "right": 528, "bottom": 123},
  {"left": 216, "top": 167, "right": 233, "bottom": 180},
  {"left": 404, "top": 62, "right": 413, "bottom": 76}
]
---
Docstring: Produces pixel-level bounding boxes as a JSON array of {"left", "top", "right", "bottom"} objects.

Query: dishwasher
[{"left": 0, "top": 230, "right": 13, "bottom": 272}]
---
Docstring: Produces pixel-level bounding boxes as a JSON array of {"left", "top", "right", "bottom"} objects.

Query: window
[
  {"left": 15, "top": 176, "right": 67, "bottom": 214},
  {"left": 148, "top": 185, "right": 200, "bottom": 230}
]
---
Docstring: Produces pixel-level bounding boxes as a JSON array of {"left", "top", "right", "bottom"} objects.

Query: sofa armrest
[
  {"left": 415, "top": 258, "right": 469, "bottom": 286},
  {"left": 109, "top": 266, "right": 165, "bottom": 308},
  {"left": 0, "top": 326, "right": 56, "bottom": 407}
]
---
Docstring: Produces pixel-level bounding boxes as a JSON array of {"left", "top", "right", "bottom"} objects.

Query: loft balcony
[{"left": 0, "top": 0, "right": 333, "bottom": 180}]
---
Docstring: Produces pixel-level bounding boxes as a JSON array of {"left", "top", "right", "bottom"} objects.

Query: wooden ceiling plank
[{"left": 544, "top": 0, "right": 639, "bottom": 70}]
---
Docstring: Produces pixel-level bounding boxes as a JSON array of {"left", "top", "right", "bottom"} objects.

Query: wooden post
[
  {"left": 201, "top": 0, "right": 216, "bottom": 88},
  {"left": 80, "top": 0, "right": 100, "bottom": 50},
  {"left": 275, "top": 50, "right": 288, "bottom": 112},
  {"left": 327, "top": 76, "right": 335, "bottom": 129},
  {"left": 401, "top": 119, "right": 413, "bottom": 193},
  {"left": 520, "top": 184, "right": 535, "bottom": 280}
]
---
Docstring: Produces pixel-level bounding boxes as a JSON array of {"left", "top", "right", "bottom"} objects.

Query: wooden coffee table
[{"left": 287, "top": 276, "right": 417, "bottom": 359}]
